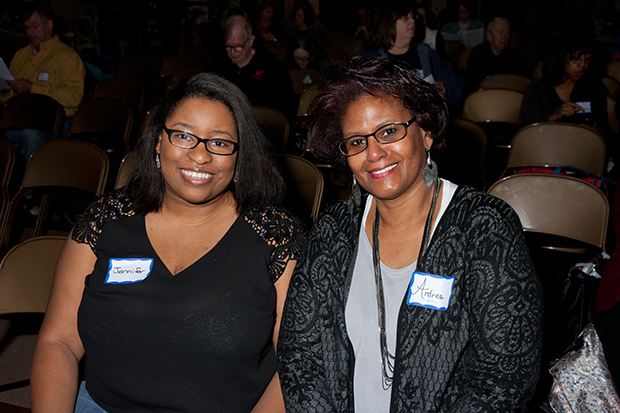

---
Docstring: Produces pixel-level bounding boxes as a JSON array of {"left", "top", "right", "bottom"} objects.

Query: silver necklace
[{"left": 372, "top": 179, "right": 442, "bottom": 389}]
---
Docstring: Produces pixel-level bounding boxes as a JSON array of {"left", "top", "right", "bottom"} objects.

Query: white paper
[
  {"left": 0, "top": 58, "right": 15, "bottom": 89},
  {"left": 463, "top": 28, "right": 484, "bottom": 49}
]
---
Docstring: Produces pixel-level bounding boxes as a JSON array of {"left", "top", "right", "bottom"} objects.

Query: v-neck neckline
[{"left": 140, "top": 213, "right": 244, "bottom": 277}]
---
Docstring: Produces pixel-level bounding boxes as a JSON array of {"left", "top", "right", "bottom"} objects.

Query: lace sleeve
[
  {"left": 244, "top": 207, "right": 306, "bottom": 283},
  {"left": 71, "top": 189, "right": 136, "bottom": 252}
]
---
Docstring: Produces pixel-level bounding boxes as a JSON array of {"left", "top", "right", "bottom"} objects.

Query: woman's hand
[
  {"left": 432, "top": 81, "right": 446, "bottom": 96},
  {"left": 548, "top": 101, "right": 583, "bottom": 122}
]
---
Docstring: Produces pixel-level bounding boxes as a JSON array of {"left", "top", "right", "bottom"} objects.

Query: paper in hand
[{"left": 0, "top": 58, "right": 15, "bottom": 89}]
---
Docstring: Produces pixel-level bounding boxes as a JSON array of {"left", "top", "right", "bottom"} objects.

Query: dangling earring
[
  {"left": 352, "top": 175, "right": 361, "bottom": 207},
  {"left": 423, "top": 148, "right": 438, "bottom": 187},
  {"left": 156, "top": 153, "right": 161, "bottom": 169},
  {"left": 233, "top": 170, "right": 239, "bottom": 183}
]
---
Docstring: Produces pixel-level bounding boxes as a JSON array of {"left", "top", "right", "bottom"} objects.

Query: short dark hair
[
  {"left": 542, "top": 38, "right": 592, "bottom": 87},
  {"left": 292, "top": 0, "right": 316, "bottom": 24},
  {"left": 308, "top": 57, "right": 448, "bottom": 170},
  {"left": 21, "top": 2, "right": 54, "bottom": 23},
  {"left": 368, "top": 1, "right": 421, "bottom": 51},
  {"left": 258, "top": 0, "right": 275, "bottom": 13},
  {"left": 125, "top": 73, "right": 285, "bottom": 213}
]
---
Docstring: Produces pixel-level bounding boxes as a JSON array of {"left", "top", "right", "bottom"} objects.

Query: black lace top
[{"left": 72, "top": 189, "right": 305, "bottom": 412}]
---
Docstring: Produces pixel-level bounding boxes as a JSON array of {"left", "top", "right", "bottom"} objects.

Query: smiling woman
[
  {"left": 278, "top": 57, "right": 543, "bottom": 412},
  {"left": 30, "top": 73, "right": 305, "bottom": 413}
]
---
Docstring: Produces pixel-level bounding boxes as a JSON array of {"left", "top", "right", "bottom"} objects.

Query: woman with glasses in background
[
  {"left": 277, "top": 57, "right": 543, "bottom": 412},
  {"left": 31, "top": 73, "right": 304, "bottom": 412}
]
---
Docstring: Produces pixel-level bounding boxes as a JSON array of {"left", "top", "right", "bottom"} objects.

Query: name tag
[
  {"left": 105, "top": 258, "right": 153, "bottom": 284},
  {"left": 575, "top": 101, "right": 592, "bottom": 114},
  {"left": 37, "top": 72, "right": 50, "bottom": 82},
  {"left": 407, "top": 272, "right": 455, "bottom": 311}
]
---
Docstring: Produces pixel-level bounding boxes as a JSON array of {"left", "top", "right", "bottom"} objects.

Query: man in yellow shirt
[{"left": 1, "top": 4, "right": 85, "bottom": 162}]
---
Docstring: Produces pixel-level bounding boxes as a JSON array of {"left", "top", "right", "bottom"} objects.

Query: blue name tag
[
  {"left": 105, "top": 258, "right": 153, "bottom": 284},
  {"left": 407, "top": 272, "right": 455, "bottom": 311}
]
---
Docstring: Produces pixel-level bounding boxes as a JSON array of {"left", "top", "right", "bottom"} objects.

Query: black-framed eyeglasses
[
  {"left": 225, "top": 38, "right": 249, "bottom": 52},
  {"left": 338, "top": 118, "right": 415, "bottom": 156},
  {"left": 163, "top": 127, "right": 238, "bottom": 155}
]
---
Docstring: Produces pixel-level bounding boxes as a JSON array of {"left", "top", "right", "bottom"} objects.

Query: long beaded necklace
[{"left": 371, "top": 179, "right": 442, "bottom": 389}]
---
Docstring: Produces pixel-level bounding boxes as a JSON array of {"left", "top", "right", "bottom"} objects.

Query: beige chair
[
  {"left": 93, "top": 77, "right": 146, "bottom": 115},
  {"left": 0, "top": 141, "right": 108, "bottom": 248},
  {"left": 0, "top": 138, "right": 15, "bottom": 245},
  {"left": 457, "top": 48, "right": 474, "bottom": 71},
  {"left": 69, "top": 97, "right": 134, "bottom": 154},
  {"left": 444, "top": 41, "right": 466, "bottom": 67},
  {"left": 608, "top": 97, "right": 619, "bottom": 134},
  {"left": 289, "top": 68, "right": 324, "bottom": 94},
  {"left": 462, "top": 89, "right": 524, "bottom": 124},
  {"left": 341, "top": 39, "right": 364, "bottom": 58},
  {"left": 478, "top": 73, "right": 532, "bottom": 94},
  {"left": 115, "top": 150, "right": 138, "bottom": 189},
  {"left": 602, "top": 75, "right": 620, "bottom": 100},
  {"left": 280, "top": 154, "right": 324, "bottom": 223},
  {"left": 440, "top": 117, "right": 487, "bottom": 190},
  {"left": 0, "top": 236, "right": 66, "bottom": 315},
  {"left": 0, "top": 94, "right": 64, "bottom": 140},
  {"left": 487, "top": 173, "right": 609, "bottom": 253},
  {"left": 607, "top": 61, "right": 620, "bottom": 84},
  {"left": 504, "top": 122, "right": 606, "bottom": 177},
  {"left": 297, "top": 83, "right": 320, "bottom": 117},
  {"left": 254, "top": 106, "right": 290, "bottom": 150}
]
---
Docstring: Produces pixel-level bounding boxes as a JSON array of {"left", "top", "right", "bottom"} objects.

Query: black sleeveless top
[{"left": 72, "top": 189, "right": 305, "bottom": 412}]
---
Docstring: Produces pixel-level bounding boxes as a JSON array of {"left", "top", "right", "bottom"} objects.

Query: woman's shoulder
[
  {"left": 243, "top": 206, "right": 306, "bottom": 247},
  {"left": 71, "top": 188, "right": 137, "bottom": 251},
  {"left": 446, "top": 185, "right": 523, "bottom": 231}
]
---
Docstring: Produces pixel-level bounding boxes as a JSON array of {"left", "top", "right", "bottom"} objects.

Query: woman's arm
[
  {"left": 251, "top": 259, "right": 296, "bottom": 413},
  {"left": 30, "top": 237, "right": 96, "bottom": 413}
]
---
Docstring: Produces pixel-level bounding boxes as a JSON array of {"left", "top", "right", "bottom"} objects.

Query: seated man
[
  {"left": 463, "top": 17, "right": 530, "bottom": 95},
  {"left": 1, "top": 3, "right": 85, "bottom": 162},
  {"left": 209, "top": 15, "right": 296, "bottom": 120}
]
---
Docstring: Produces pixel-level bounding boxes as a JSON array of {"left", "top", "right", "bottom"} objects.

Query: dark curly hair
[
  {"left": 125, "top": 73, "right": 285, "bottom": 213},
  {"left": 308, "top": 57, "right": 448, "bottom": 170}
]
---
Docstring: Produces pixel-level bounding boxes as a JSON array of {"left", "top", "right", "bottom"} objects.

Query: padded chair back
[
  {"left": 478, "top": 73, "right": 532, "bottom": 94},
  {"left": 69, "top": 97, "right": 133, "bottom": 153},
  {"left": 160, "top": 54, "right": 202, "bottom": 77},
  {"left": 0, "top": 94, "right": 64, "bottom": 139},
  {"left": 487, "top": 174, "right": 608, "bottom": 252},
  {"left": 255, "top": 106, "right": 290, "bottom": 150},
  {"left": 457, "top": 48, "right": 474, "bottom": 71},
  {"left": 281, "top": 154, "right": 324, "bottom": 222},
  {"left": 462, "top": 89, "right": 524, "bottom": 124},
  {"left": 341, "top": 39, "right": 364, "bottom": 58},
  {"left": 602, "top": 75, "right": 620, "bottom": 100},
  {"left": 1, "top": 140, "right": 108, "bottom": 246},
  {"left": 440, "top": 117, "right": 487, "bottom": 190},
  {"left": 94, "top": 77, "right": 146, "bottom": 114},
  {"left": 0, "top": 236, "right": 66, "bottom": 314},
  {"left": 608, "top": 96, "right": 619, "bottom": 134},
  {"left": 505, "top": 122, "right": 606, "bottom": 177},
  {"left": 115, "top": 150, "right": 138, "bottom": 189},
  {"left": 289, "top": 68, "right": 324, "bottom": 94},
  {"left": 297, "top": 84, "right": 320, "bottom": 116},
  {"left": 607, "top": 61, "right": 620, "bottom": 84},
  {"left": 444, "top": 40, "right": 465, "bottom": 67}
]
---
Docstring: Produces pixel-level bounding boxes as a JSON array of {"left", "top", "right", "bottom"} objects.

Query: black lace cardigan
[{"left": 277, "top": 185, "right": 543, "bottom": 413}]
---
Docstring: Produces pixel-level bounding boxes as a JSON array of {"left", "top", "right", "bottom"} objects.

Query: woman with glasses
[
  {"left": 283, "top": 32, "right": 330, "bottom": 74},
  {"left": 362, "top": 1, "right": 462, "bottom": 108},
  {"left": 277, "top": 57, "right": 543, "bottom": 412},
  {"left": 31, "top": 73, "right": 304, "bottom": 412}
]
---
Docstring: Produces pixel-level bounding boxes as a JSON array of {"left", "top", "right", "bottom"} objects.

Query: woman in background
[{"left": 363, "top": 1, "right": 462, "bottom": 108}]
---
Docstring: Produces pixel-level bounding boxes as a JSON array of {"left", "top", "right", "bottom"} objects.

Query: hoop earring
[{"left": 423, "top": 148, "right": 438, "bottom": 187}]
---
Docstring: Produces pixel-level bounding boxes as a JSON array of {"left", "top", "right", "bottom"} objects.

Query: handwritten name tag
[
  {"left": 37, "top": 72, "right": 50, "bottom": 82},
  {"left": 105, "top": 258, "right": 153, "bottom": 284},
  {"left": 575, "top": 101, "right": 592, "bottom": 114},
  {"left": 407, "top": 272, "right": 455, "bottom": 311}
]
